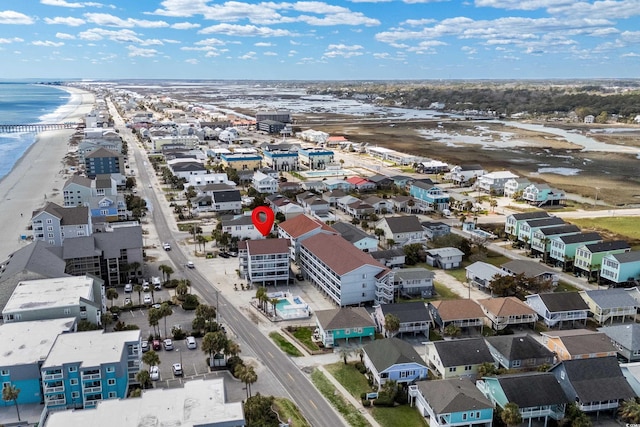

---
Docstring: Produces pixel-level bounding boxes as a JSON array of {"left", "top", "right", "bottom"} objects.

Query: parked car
[
  {"left": 163, "top": 242, "right": 171, "bottom": 251},
  {"left": 172, "top": 363, "right": 183, "bottom": 376},
  {"left": 152, "top": 339, "right": 162, "bottom": 351},
  {"left": 124, "top": 297, "right": 132, "bottom": 306},
  {"left": 186, "top": 336, "right": 197, "bottom": 350},
  {"left": 163, "top": 338, "right": 173, "bottom": 350},
  {"left": 143, "top": 294, "right": 152, "bottom": 305},
  {"left": 219, "top": 251, "right": 230, "bottom": 258},
  {"left": 228, "top": 251, "right": 238, "bottom": 257},
  {"left": 186, "top": 261, "right": 195, "bottom": 269},
  {"left": 295, "top": 273, "right": 304, "bottom": 281},
  {"left": 141, "top": 340, "right": 149, "bottom": 353},
  {"left": 152, "top": 276, "right": 162, "bottom": 290},
  {"left": 142, "top": 281, "right": 150, "bottom": 292},
  {"left": 124, "top": 283, "right": 133, "bottom": 293},
  {"left": 149, "top": 366, "right": 159, "bottom": 381}
]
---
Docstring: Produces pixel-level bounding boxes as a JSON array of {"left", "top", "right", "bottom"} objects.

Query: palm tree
[
  {"left": 106, "top": 288, "right": 119, "bottom": 308},
  {"left": 136, "top": 370, "right": 151, "bottom": 389},
  {"left": 235, "top": 365, "right": 250, "bottom": 399},
  {"left": 141, "top": 350, "right": 160, "bottom": 368},
  {"left": 176, "top": 280, "right": 188, "bottom": 300},
  {"left": 501, "top": 402, "right": 523, "bottom": 427},
  {"left": 158, "top": 303, "right": 173, "bottom": 338},
  {"left": 134, "top": 284, "right": 143, "bottom": 306},
  {"left": 245, "top": 366, "right": 257, "bottom": 398},
  {"left": 444, "top": 323, "right": 462, "bottom": 338},
  {"left": 203, "top": 330, "right": 227, "bottom": 366},
  {"left": 619, "top": 398, "right": 640, "bottom": 424},
  {"left": 158, "top": 264, "right": 174, "bottom": 283},
  {"left": 270, "top": 297, "right": 279, "bottom": 317},
  {"left": 2, "top": 383, "right": 21, "bottom": 421},
  {"left": 338, "top": 347, "right": 352, "bottom": 364},
  {"left": 384, "top": 313, "right": 400, "bottom": 338},
  {"left": 148, "top": 307, "right": 161, "bottom": 337},
  {"left": 225, "top": 340, "right": 241, "bottom": 360},
  {"left": 489, "top": 198, "right": 498, "bottom": 212}
]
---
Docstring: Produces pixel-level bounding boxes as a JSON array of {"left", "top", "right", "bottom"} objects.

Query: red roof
[
  {"left": 278, "top": 214, "right": 336, "bottom": 239},
  {"left": 301, "top": 233, "right": 388, "bottom": 276},
  {"left": 327, "top": 136, "right": 348, "bottom": 142},
  {"left": 246, "top": 238, "right": 290, "bottom": 255},
  {"left": 346, "top": 177, "right": 372, "bottom": 186}
]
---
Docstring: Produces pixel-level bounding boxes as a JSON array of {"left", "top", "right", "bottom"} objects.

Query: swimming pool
[
  {"left": 276, "top": 298, "right": 291, "bottom": 311},
  {"left": 300, "top": 169, "right": 354, "bottom": 178}
]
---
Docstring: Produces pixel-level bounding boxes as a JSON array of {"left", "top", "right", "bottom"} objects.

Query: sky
[{"left": 1, "top": 0, "right": 639, "bottom": 80}]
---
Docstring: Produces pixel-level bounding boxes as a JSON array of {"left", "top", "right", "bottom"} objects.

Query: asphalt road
[{"left": 109, "top": 101, "right": 346, "bottom": 427}]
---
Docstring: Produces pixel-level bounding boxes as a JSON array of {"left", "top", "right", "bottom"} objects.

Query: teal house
[
  {"left": 409, "top": 180, "right": 450, "bottom": 212},
  {"left": 600, "top": 251, "right": 640, "bottom": 287},
  {"left": 574, "top": 241, "right": 631, "bottom": 280},
  {"left": 315, "top": 307, "right": 376, "bottom": 348},
  {"left": 410, "top": 377, "right": 493, "bottom": 427},
  {"left": 549, "top": 232, "right": 602, "bottom": 270}
]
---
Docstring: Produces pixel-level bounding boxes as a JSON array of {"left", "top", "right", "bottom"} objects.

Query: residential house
[
  {"left": 167, "top": 160, "right": 207, "bottom": 180},
  {"left": 417, "top": 159, "right": 450, "bottom": 174},
  {"left": 299, "top": 233, "right": 393, "bottom": 306},
  {"left": 301, "top": 194, "right": 330, "bottom": 217},
  {"left": 517, "top": 216, "right": 566, "bottom": 245},
  {"left": 391, "top": 195, "right": 418, "bottom": 213},
  {"left": 336, "top": 195, "right": 359, "bottom": 212},
  {"left": 477, "top": 297, "right": 538, "bottom": 331},
  {"left": 466, "top": 261, "right": 512, "bottom": 293},
  {"left": 574, "top": 241, "right": 631, "bottom": 280},
  {"left": 0, "top": 318, "right": 76, "bottom": 407},
  {"left": 32, "top": 202, "right": 92, "bottom": 246},
  {"left": 421, "top": 221, "right": 451, "bottom": 241},
  {"left": 504, "top": 211, "right": 551, "bottom": 238},
  {"left": 298, "top": 148, "right": 334, "bottom": 169},
  {"left": 278, "top": 181, "right": 301, "bottom": 193},
  {"left": 599, "top": 323, "right": 640, "bottom": 362},
  {"left": 323, "top": 179, "right": 354, "bottom": 192},
  {"left": 41, "top": 329, "right": 141, "bottom": 412},
  {"left": 373, "top": 302, "right": 431, "bottom": 337},
  {"left": 409, "top": 180, "right": 450, "bottom": 212},
  {"left": 484, "top": 335, "right": 555, "bottom": 370},
  {"left": 331, "top": 222, "right": 378, "bottom": 252},
  {"left": 579, "top": 288, "right": 638, "bottom": 325},
  {"left": 84, "top": 148, "right": 123, "bottom": 178},
  {"left": 362, "top": 337, "right": 428, "bottom": 388},
  {"left": 376, "top": 216, "right": 426, "bottom": 246},
  {"left": 370, "top": 248, "right": 406, "bottom": 268},
  {"left": 477, "top": 372, "right": 570, "bottom": 427},
  {"left": 184, "top": 172, "right": 235, "bottom": 189},
  {"left": 277, "top": 201, "right": 305, "bottom": 220},
  {"left": 2, "top": 275, "right": 104, "bottom": 325},
  {"left": 346, "top": 176, "right": 376, "bottom": 192},
  {"left": 425, "top": 338, "right": 494, "bottom": 379},
  {"left": 277, "top": 214, "right": 337, "bottom": 260},
  {"left": 88, "top": 196, "right": 128, "bottom": 222},
  {"left": 251, "top": 170, "right": 279, "bottom": 194},
  {"left": 363, "top": 196, "right": 393, "bottom": 214},
  {"left": 301, "top": 180, "right": 326, "bottom": 192},
  {"left": 503, "top": 177, "right": 531, "bottom": 198},
  {"left": 238, "top": 239, "right": 290, "bottom": 286},
  {"left": 314, "top": 307, "right": 376, "bottom": 348},
  {"left": 367, "top": 174, "right": 394, "bottom": 189},
  {"left": 390, "top": 175, "right": 413, "bottom": 189},
  {"left": 475, "top": 171, "right": 519, "bottom": 194},
  {"left": 409, "top": 378, "right": 493, "bottom": 427},
  {"left": 540, "top": 329, "right": 617, "bottom": 361},
  {"left": 549, "top": 232, "right": 602, "bottom": 269},
  {"left": 426, "top": 247, "right": 465, "bottom": 270},
  {"left": 193, "top": 183, "right": 242, "bottom": 213},
  {"left": 344, "top": 199, "right": 375, "bottom": 219},
  {"left": 600, "top": 251, "right": 640, "bottom": 287},
  {"left": 429, "top": 300, "right": 485, "bottom": 335},
  {"left": 530, "top": 225, "right": 581, "bottom": 258},
  {"left": 525, "top": 292, "right": 589, "bottom": 328},
  {"left": 502, "top": 259, "right": 559, "bottom": 287},
  {"left": 522, "top": 183, "right": 566, "bottom": 206},
  {"left": 322, "top": 190, "right": 350, "bottom": 207},
  {"left": 394, "top": 268, "right": 435, "bottom": 298},
  {"left": 550, "top": 356, "right": 635, "bottom": 414},
  {"left": 449, "top": 164, "right": 486, "bottom": 187},
  {"left": 222, "top": 214, "right": 265, "bottom": 241},
  {"left": 43, "top": 378, "right": 245, "bottom": 427},
  {"left": 62, "top": 175, "right": 93, "bottom": 207},
  {"left": 620, "top": 362, "right": 640, "bottom": 396}
]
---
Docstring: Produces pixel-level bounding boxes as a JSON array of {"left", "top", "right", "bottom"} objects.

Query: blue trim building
[{"left": 410, "top": 181, "right": 450, "bottom": 212}]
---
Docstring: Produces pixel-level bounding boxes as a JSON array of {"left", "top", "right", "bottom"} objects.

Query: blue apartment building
[
  {"left": 84, "top": 148, "right": 123, "bottom": 178},
  {"left": 409, "top": 180, "right": 450, "bottom": 212}
]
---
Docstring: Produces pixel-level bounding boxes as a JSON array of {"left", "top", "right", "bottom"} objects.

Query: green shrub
[
  {"left": 362, "top": 399, "right": 372, "bottom": 407},
  {"left": 355, "top": 362, "right": 367, "bottom": 373},
  {"left": 373, "top": 397, "right": 395, "bottom": 407},
  {"left": 227, "top": 356, "right": 244, "bottom": 376},
  {"left": 110, "top": 306, "right": 121, "bottom": 313},
  {"left": 164, "top": 279, "right": 180, "bottom": 289},
  {"left": 181, "top": 294, "right": 199, "bottom": 310},
  {"left": 360, "top": 392, "right": 367, "bottom": 400},
  {"left": 172, "top": 327, "right": 186, "bottom": 340}
]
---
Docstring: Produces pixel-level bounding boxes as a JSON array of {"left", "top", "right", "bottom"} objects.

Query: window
[
  {"left": 71, "top": 392, "right": 80, "bottom": 399},
  {"left": 512, "top": 360, "right": 521, "bottom": 367},
  {"left": 47, "top": 226, "right": 53, "bottom": 231},
  {"left": 448, "top": 367, "right": 456, "bottom": 372},
  {"left": 106, "top": 367, "right": 115, "bottom": 373},
  {"left": 0, "top": 370, "right": 8, "bottom": 376},
  {"left": 2, "top": 382, "right": 10, "bottom": 390},
  {"left": 70, "top": 379, "right": 78, "bottom": 386},
  {"left": 47, "top": 219, "right": 52, "bottom": 224},
  {"left": 108, "top": 392, "right": 116, "bottom": 398},
  {"left": 48, "top": 233, "right": 54, "bottom": 238},
  {"left": 107, "top": 379, "right": 115, "bottom": 386},
  {"left": 69, "top": 366, "right": 77, "bottom": 373},
  {"left": 464, "top": 365, "right": 472, "bottom": 371},
  {"left": 462, "top": 413, "right": 467, "bottom": 420}
]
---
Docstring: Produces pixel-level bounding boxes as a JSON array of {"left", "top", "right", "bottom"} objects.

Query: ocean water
[{"left": 0, "top": 82, "right": 71, "bottom": 179}]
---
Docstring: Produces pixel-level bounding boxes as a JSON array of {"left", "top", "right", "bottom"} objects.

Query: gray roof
[
  {"left": 522, "top": 217, "right": 565, "bottom": 228},
  {"left": 501, "top": 260, "right": 555, "bottom": 278},
  {"left": 432, "top": 338, "right": 494, "bottom": 367},
  {"left": 316, "top": 307, "right": 375, "bottom": 331},
  {"left": 559, "top": 332, "right": 618, "bottom": 355},
  {"left": 94, "top": 226, "right": 143, "bottom": 258},
  {"left": 554, "top": 356, "right": 635, "bottom": 402},
  {"left": 222, "top": 215, "right": 254, "bottom": 227},
  {"left": 556, "top": 232, "right": 601, "bottom": 244},
  {"left": 363, "top": 337, "right": 425, "bottom": 372},
  {"left": 62, "top": 236, "right": 102, "bottom": 260},
  {"left": 64, "top": 174, "right": 92, "bottom": 188},
  {"left": 426, "top": 247, "right": 465, "bottom": 257},
  {"left": 417, "top": 378, "right": 493, "bottom": 414},
  {"left": 610, "top": 251, "right": 640, "bottom": 263},
  {"left": 537, "top": 224, "right": 580, "bottom": 236},
  {"left": 85, "top": 147, "right": 120, "bottom": 158},
  {"left": 535, "top": 292, "right": 589, "bottom": 312},
  {"left": 582, "top": 240, "right": 630, "bottom": 253},
  {"left": 485, "top": 334, "right": 554, "bottom": 361},
  {"left": 94, "top": 176, "right": 113, "bottom": 189},
  {"left": 599, "top": 323, "right": 640, "bottom": 351},
  {"left": 412, "top": 180, "right": 438, "bottom": 191},
  {"left": 370, "top": 248, "right": 405, "bottom": 260},
  {"left": 211, "top": 190, "right": 242, "bottom": 203},
  {"left": 466, "top": 261, "right": 510, "bottom": 280},
  {"left": 394, "top": 267, "right": 435, "bottom": 281},
  {"left": 35, "top": 202, "right": 89, "bottom": 226},
  {"left": 172, "top": 162, "right": 206, "bottom": 172},
  {"left": 583, "top": 288, "right": 639, "bottom": 309},
  {"left": 367, "top": 174, "right": 392, "bottom": 184},
  {"left": 510, "top": 211, "right": 550, "bottom": 221},
  {"left": 331, "top": 222, "right": 375, "bottom": 244},
  {"left": 493, "top": 372, "right": 570, "bottom": 407},
  {"left": 379, "top": 302, "right": 431, "bottom": 324},
  {"left": 201, "top": 183, "right": 235, "bottom": 192}
]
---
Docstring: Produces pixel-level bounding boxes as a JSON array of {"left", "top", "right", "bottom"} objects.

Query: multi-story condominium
[
  {"left": 251, "top": 170, "right": 279, "bottom": 194},
  {"left": 504, "top": 211, "right": 550, "bottom": 238},
  {"left": 0, "top": 318, "right": 76, "bottom": 407},
  {"left": 475, "top": 170, "right": 518, "bottom": 194},
  {"left": 409, "top": 180, "right": 450, "bottom": 212},
  {"left": 298, "top": 148, "right": 334, "bottom": 170},
  {"left": 277, "top": 214, "right": 337, "bottom": 260},
  {"left": 600, "top": 251, "right": 640, "bottom": 287},
  {"left": 573, "top": 240, "right": 631, "bottom": 280},
  {"left": 220, "top": 153, "right": 262, "bottom": 171},
  {"left": 41, "top": 329, "right": 141, "bottom": 411},
  {"left": 549, "top": 232, "right": 602, "bottom": 269},
  {"left": 517, "top": 216, "right": 565, "bottom": 244},
  {"left": 84, "top": 147, "right": 124, "bottom": 178},
  {"left": 62, "top": 175, "right": 93, "bottom": 207},
  {"left": 149, "top": 135, "right": 199, "bottom": 152},
  {"left": 2, "top": 275, "right": 105, "bottom": 325},
  {"left": 530, "top": 225, "right": 581, "bottom": 257},
  {"left": 238, "top": 239, "right": 290, "bottom": 286},
  {"left": 31, "top": 202, "right": 92, "bottom": 246},
  {"left": 256, "top": 111, "right": 291, "bottom": 123},
  {"left": 299, "top": 233, "right": 393, "bottom": 305},
  {"left": 262, "top": 144, "right": 300, "bottom": 171},
  {"left": 503, "top": 177, "right": 531, "bottom": 198},
  {"left": 222, "top": 214, "right": 266, "bottom": 240}
]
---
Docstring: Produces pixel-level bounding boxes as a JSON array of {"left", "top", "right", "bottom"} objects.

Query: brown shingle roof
[
  {"left": 477, "top": 297, "right": 536, "bottom": 317},
  {"left": 316, "top": 307, "right": 375, "bottom": 331},
  {"left": 278, "top": 214, "right": 336, "bottom": 239},
  {"left": 431, "top": 299, "right": 485, "bottom": 321},
  {"left": 301, "top": 234, "right": 388, "bottom": 276},
  {"left": 246, "top": 238, "right": 289, "bottom": 256}
]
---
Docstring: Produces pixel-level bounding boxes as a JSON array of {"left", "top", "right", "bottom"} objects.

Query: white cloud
[
  {"left": 162, "top": 39, "right": 181, "bottom": 44},
  {"left": 621, "top": 52, "right": 640, "bottom": 57},
  {"left": 255, "top": 42, "right": 274, "bottom": 47},
  {"left": 44, "top": 16, "right": 86, "bottom": 26},
  {"left": 40, "top": 0, "right": 102, "bottom": 7},
  {"left": 195, "top": 38, "right": 225, "bottom": 46},
  {"left": 78, "top": 28, "right": 142, "bottom": 43},
  {"left": 199, "top": 23, "right": 295, "bottom": 37},
  {"left": 171, "top": 22, "right": 200, "bottom": 30},
  {"left": 126, "top": 45, "right": 158, "bottom": 57},
  {"left": 185, "top": 58, "right": 199, "bottom": 64},
  {"left": 140, "top": 39, "right": 164, "bottom": 46},
  {"left": 323, "top": 43, "right": 364, "bottom": 58},
  {"left": 32, "top": 40, "right": 65, "bottom": 47},
  {"left": 263, "top": 51, "right": 278, "bottom": 55},
  {"left": 0, "top": 37, "right": 23, "bottom": 44},
  {"left": 84, "top": 13, "right": 169, "bottom": 28},
  {"left": 0, "top": 10, "right": 34, "bottom": 24},
  {"left": 239, "top": 51, "right": 257, "bottom": 59},
  {"left": 55, "top": 32, "right": 76, "bottom": 39}
]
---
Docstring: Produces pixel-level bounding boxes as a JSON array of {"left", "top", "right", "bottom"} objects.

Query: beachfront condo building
[
  {"left": 238, "top": 238, "right": 290, "bottom": 286},
  {"left": 84, "top": 148, "right": 124, "bottom": 178},
  {"left": 298, "top": 148, "right": 334, "bottom": 170},
  {"left": 31, "top": 202, "right": 92, "bottom": 246}
]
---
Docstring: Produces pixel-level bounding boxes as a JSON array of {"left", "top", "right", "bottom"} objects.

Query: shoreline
[{"left": 0, "top": 86, "right": 95, "bottom": 261}]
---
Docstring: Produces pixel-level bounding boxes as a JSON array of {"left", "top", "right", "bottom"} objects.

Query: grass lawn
[
  {"left": 177, "top": 222, "right": 199, "bottom": 232},
  {"left": 325, "top": 362, "right": 372, "bottom": 399},
  {"left": 445, "top": 268, "right": 467, "bottom": 283},
  {"left": 269, "top": 332, "right": 303, "bottom": 357},
  {"left": 289, "top": 326, "right": 320, "bottom": 352},
  {"left": 311, "top": 369, "right": 371, "bottom": 427},
  {"left": 555, "top": 281, "right": 580, "bottom": 293},
  {"left": 372, "top": 406, "right": 428, "bottom": 427},
  {"left": 274, "top": 397, "right": 311, "bottom": 427},
  {"left": 432, "top": 282, "right": 461, "bottom": 300},
  {"left": 566, "top": 217, "right": 640, "bottom": 241}
]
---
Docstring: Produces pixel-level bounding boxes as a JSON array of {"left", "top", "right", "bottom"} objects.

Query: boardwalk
[{"left": 0, "top": 123, "right": 80, "bottom": 133}]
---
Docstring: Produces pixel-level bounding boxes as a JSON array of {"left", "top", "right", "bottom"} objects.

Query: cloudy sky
[{"left": 1, "top": 0, "right": 639, "bottom": 80}]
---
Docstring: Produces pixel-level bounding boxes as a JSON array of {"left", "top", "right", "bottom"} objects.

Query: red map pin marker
[{"left": 252, "top": 206, "right": 275, "bottom": 237}]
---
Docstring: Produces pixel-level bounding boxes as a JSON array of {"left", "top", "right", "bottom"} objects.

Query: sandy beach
[{"left": 0, "top": 86, "right": 95, "bottom": 261}]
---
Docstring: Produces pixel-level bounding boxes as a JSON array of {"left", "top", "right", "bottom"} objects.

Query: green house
[{"left": 315, "top": 307, "right": 376, "bottom": 348}]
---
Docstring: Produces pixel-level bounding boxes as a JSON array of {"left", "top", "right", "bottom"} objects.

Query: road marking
[
  {"left": 287, "top": 373, "right": 294, "bottom": 381},
  {"left": 268, "top": 351, "right": 274, "bottom": 359},
  {"left": 309, "top": 399, "right": 317, "bottom": 410}
]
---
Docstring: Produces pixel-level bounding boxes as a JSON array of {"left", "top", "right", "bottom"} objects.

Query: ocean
[{"left": 0, "top": 82, "right": 71, "bottom": 180}]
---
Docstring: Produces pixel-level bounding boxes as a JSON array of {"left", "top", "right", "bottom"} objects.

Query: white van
[{"left": 151, "top": 276, "right": 161, "bottom": 290}]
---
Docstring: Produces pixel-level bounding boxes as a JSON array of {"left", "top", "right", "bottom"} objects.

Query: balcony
[
  {"left": 83, "top": 385, "right": 102, "bottom": 393},
  {"left": 579, "top": 401, "right": 619, "bottom": 412},
  {"left": 43, "top": 373, "right": 63, "bottom": 381},
  {"left": 45, "top": 396, "right": 66, "bottom": 406},
  {"left": 43, "top": 385, "right": 65, "bottom": 394},
  {"left": 81, "top": 373, "right": 101, "bottom": 381}
]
